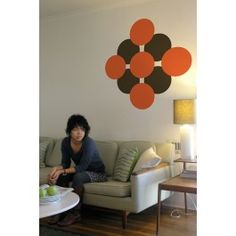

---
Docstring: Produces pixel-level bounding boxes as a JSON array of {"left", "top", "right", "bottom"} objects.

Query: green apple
[
  {"left": 39, "top": 188, "right": 47, "bottom": 198},
  {"left": 47, "top": 185, "right": 58, "bottom": 196}
]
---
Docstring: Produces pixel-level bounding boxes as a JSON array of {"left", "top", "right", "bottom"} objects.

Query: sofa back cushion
[
  {"left": 155, "top": 143, "right": 175, "bottom": 163},
  {"left": 118, "top": 141, "right": 156, "bottom": 158},
  {"left": 45, "top": 138, "right": 63, "bottom": 167},
  {"left": 95, "top": 141, "right": 119, "bottom": 177},
  {"left": 40, "top": 141, "right": 49, "bottom": 168},
  {"left": 40, "top": 137, "right": 56, "bottom": 166}
]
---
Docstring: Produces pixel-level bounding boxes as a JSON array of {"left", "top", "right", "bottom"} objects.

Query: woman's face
[{"left": 70, "top": 126, "right": 85, "bottom": 143}]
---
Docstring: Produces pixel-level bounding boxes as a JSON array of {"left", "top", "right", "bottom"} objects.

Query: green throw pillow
[
  {"left": 113, "top": 147, "right": 139, "bottom": 182},
  {"left": 40, "top": 141, "right": 49, "bottom": 168}
]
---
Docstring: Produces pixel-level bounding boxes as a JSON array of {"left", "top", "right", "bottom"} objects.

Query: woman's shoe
[
  {"left": 57, "top": 212, "right": 81, "bottom": 226},
  {"left": 47, "top": 214, "right": 62, "bottom": 225}
]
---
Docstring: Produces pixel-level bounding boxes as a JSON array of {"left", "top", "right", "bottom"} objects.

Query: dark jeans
[{"left": 56, "top": 171, "right": 91, "bottom": 189}]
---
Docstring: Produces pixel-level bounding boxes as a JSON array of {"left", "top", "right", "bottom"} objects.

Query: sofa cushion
[
  {"left": 39, "top": 167, "right": 51, "bottom": 185},
  {"left": 84, "top": 177, "right": 131, "bottom": 197},
  {"left": 45, "top": 138, "right": 63, "bottom": 167},
  {"left": 39, "top": 141, "right": 49, "bottom": 168},
  {"left": 113, "top": 147, "right": 139, "bottom": 182},
  {"left": 132, "top": 147, "right": 161, "bottom": 173},
  {"left": 95, "top": 141, "right": 118, "bottom": 176}
]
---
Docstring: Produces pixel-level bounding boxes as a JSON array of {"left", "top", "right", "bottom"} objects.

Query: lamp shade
[{"left": 173, "top": 99, "right": 195, "bottom": 124}]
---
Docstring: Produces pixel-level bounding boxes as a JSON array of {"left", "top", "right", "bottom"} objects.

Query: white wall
[
  {"left": 40, "top": 0, "right": 196, "bottom": 143},
  {"left": 40, "top": 0, "right": 197, "bottom": 210}
]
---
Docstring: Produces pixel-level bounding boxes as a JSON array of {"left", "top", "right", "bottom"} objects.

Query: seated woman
[{"left": 48, "top": 114, "right": 107, "bottom": 226}]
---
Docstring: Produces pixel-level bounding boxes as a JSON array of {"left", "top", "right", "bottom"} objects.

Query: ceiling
[{"left": 40, "top": 0, "right": 153, "bottom": 18}]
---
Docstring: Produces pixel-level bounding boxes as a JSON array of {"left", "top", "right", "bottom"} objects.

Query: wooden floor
[{"left": 40, "top": 205, "right": 196, "bottom": 236}]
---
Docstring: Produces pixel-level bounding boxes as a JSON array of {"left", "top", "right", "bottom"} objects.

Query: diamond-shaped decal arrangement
[{"left": 105, "top": 18, "right": 192, "bottom": 109}]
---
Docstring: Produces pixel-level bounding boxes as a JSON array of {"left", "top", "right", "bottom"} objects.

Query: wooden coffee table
[
  {"left": 156, "top": 175, "right": 197, "bottom": 236},
  {"left": 40, "top": 192, "right": 80, "bottom": 219}
]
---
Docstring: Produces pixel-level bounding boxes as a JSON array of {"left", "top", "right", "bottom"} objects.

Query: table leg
[
  {"left": 156, "top": 185, "right": 162, "bottom": 236},
  {"left": 184, "top": 192, "right": 188, "bottom": 213},
  {"left": 183, "top": 162, "right": 186, "bottom": 170}
]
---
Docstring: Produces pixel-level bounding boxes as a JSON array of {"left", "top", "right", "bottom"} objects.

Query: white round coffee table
[{"left": 40, "top": 192, "right": 80, "bottom": 218}]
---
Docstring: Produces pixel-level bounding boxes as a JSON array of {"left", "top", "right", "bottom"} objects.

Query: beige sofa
[{"left": 40, "top": 137, "right": 181, "bottom": 228}]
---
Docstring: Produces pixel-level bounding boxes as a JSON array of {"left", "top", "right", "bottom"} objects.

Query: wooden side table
[
  {"left": 174, "top": 158, "right": 197, "bottom": 212},
  {"left": 174, "top": 157, "right": 197, "bottom": 170},
  {"left": 156, "top": 175, "right": 197, "bottom": 236}
]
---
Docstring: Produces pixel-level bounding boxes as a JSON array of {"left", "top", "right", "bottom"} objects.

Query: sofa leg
[{"left": 122, "top": 211, "right": 129, "bottom": 229}]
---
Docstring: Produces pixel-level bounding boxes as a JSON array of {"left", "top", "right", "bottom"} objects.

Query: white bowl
[{"left": 39, "top": 185, "right": 73, "bottom": 205}]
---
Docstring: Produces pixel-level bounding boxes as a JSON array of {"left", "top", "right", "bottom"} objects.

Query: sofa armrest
[
  {"left": 130, "top": 163, "right": 172, "bottom": 213},
  {"left": 132, "top": 162, "right": 169, "bottom": 176}
]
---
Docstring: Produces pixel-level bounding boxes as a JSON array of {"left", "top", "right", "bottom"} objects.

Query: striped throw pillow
[
  {"left": 40, "top": 141, "right": 49, "bottom": 168},
  {"left": 113, "top": 147, "right": 139, "bottom": 182}
]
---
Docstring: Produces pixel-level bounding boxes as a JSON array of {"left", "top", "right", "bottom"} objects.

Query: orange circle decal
[
  {"left": 130, "top": 19, "right": 154, "bottom": 46},
  {"left": 130, "top": 83, "right": 155, "bottom": 109},
  {"left": 161, "top": 47, "right": 192, "bottom": 76},
  {"left": 105, "top": 55, "right": 126, "bottom": 79},
  {"left": 130, "top": 52, "right": 154, "bottom": 78}
]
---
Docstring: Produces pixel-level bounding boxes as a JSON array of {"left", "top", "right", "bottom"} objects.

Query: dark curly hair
[{"left": 65, "top": 114, "right": 90, "bottom": 138}]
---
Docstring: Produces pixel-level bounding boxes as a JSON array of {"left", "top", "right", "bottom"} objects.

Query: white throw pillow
[{"left": 132, "top": 147, "right": 161, "bottom": 173}]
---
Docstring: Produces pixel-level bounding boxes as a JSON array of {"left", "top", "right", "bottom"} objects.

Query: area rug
[{"left": 40, "top": 225, "right": 91, "bottom": 236}]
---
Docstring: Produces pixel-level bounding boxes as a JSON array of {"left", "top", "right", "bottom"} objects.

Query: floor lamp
[{"left": 173, "top": 99, "right": 195, "bottom": 160}]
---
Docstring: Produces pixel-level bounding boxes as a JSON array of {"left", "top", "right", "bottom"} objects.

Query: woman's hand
[
  {"left": 48, "top": 166, "right": 63, "bottom": 184},
  {"left": 49, "top": 166, "right": 62, "bottom": 178},
  {"left": 49, "top": 169, "right": 63, "bottom": 185}
]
